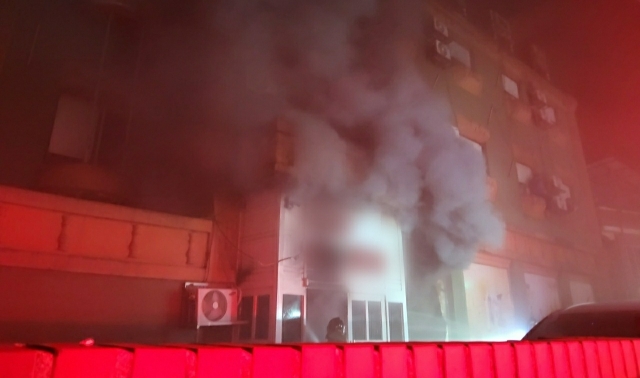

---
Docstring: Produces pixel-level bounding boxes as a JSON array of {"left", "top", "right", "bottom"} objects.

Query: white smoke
[{"left": 210, "top": 0, "right": 504, "bottom": 270}]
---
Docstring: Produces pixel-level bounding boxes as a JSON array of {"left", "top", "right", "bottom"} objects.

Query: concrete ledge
[
  {"left": 0, "top": 247, "right": 207, "bottom": 281},
  {"left": 0, "top": 185, "right": 212, "bottom": 231}
]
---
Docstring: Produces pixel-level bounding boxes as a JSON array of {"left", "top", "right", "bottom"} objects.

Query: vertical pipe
[
  {"left": 88, "top": 11, "right": 114, "bottom": 163},
  {"left": 120, "top": 29, "right": 144, "bottom": 169},
  {"left": 27, "top": 24, "right": 40, "bottom": 66}
]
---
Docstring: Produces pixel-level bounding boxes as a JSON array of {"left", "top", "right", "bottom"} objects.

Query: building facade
[
  {"left": 234, "top": 190, "right": 408, "bottom": 343},
  {"left": 0, "top": 0, "right": 604, "bottom": 344},
  {"left": 589, "top": 158, "right": 640, "bottom": 302},
  {"left": 410, "top": 2, "right": 604, "bottom": 341}
]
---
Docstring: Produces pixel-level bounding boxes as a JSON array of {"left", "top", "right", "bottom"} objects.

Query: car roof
[{"left": 559, "top": 301, "right": 640, "bottom": 315}]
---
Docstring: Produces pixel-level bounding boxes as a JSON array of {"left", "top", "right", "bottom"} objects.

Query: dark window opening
[
  {"left": 255, "top": 295, "right": 270, "bottom": 340},
  {"left": 368, "top": 301, "right": 383, "bottom": 340},
  {"left": 238, "top": 296, "right": 254, "bottom": 340},
  {"left": 282, "top": 294, "right": 303, "bottom": 343},
  {"left": 352, "top": 300, "right": 367, "bottom": 341},
  {"left": 388, "top": 303, "right": 405, "bottom": 342}
]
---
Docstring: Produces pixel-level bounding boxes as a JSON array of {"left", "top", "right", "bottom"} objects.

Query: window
[
  {"left": 388, "top": 303, "right": 405, "bottom": 342},
  {"left": 238, "top": 296, "right": 254, "bottom": 340},
  {"left": 282, "top": 295, "right": 303, "bottom": 343},
  {"left": 255, "top": 295, "right": 270, "bottom": 340},
  {"left": 368, "top": 302, "right": 383, "bottom": 340},
  {"left": 449, "top": 41, "right": 472, "bottom": 68},
  {"left": 48, "top": 96, "right": 97, "bottom": 161},
  {"left": 539, "top": 106, "right": 556, "bottom": 124},
  {"left": 350, "top": 298, "right": 386, "bottom": 341},
  {"left": 502, "top": 75, "right": 519, "bottom": 99},
  {"left": 515, "top": 162, "right": 533, "bottom": 184},
  {"left": 352, "top": 301, "right": 367, "bottom": 341}
]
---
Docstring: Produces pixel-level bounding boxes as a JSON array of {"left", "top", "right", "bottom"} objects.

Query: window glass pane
[
  {"left": 282, "top": 294, "right": 303, "bottom": 343},
  {"left": 516, "top": 162, "right": 533, "bottom": 184},
  {"left": 352, "top": 300, "right": 367, "bottom": 341},
  {"left": 368, "top": 301, "right": 383, "bottom": 340},
  {"left": 388, "top": 303, "right": 404, "bottom": 342},
  {"left": 448, "top": 41, "right": 471, "bottom": 68},
  {"left": 255, "top": 295, "right": 270, "bottom": 340},
  {"left": 502, "top": 75, "right": 519, "bottom": 98},
  {"left": 238, "top": 296, "right": 253, "bottom": 340}
]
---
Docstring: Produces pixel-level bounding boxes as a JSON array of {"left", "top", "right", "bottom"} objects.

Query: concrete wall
[
  {"left": 0, "top": 185, "right": 241, "bottom": 343},
  {"left": 0, "top": 266, "right": 198, "bottom": 343},
  {"left": 0, "top": 185, "right": 218, "bottom": 282}
]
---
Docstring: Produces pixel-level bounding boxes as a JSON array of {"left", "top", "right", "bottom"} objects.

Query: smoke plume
[{"left": 207, "top": 0, "right": 504, "bottom": 271}]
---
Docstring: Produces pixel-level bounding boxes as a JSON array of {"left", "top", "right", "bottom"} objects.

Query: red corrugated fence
[{"left": 1, "top": 340, "right": 640, "bottom": 378}]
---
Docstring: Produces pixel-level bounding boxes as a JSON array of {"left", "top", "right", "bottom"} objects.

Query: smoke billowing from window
[{"left": 206, "top": 0, "right": 504, "bottom": 272}]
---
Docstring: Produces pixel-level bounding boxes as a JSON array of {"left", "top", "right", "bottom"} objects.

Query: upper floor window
[
  {"left": 501, "top": 74, "right": 520, "bottom": 99},
  {"left": 515, "top": 162, "right": 533, "bottom": 184},
  {"left": 449, "top": 41, "right": 472, "bottom": 69},
  {"left": 529, "top": 87, "right": 557, "bottom": 127}
]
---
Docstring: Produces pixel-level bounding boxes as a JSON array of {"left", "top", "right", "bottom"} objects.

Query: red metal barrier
[
  {"left": 1, "top": 340, "right": 640, "bottom": 378},
  {"left": 0, "top": 346, "right": 53, "bottom": 378}
]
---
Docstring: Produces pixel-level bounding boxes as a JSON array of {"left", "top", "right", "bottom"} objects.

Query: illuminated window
[
  {"left": 48, "top": 96, "right": 97, "bottom": 160},
  {"left": 515, "top": 162, "right": 533, "bottom": 184},
  {"left": 502, "top": 75, "right": 519, "bottom": 99}
]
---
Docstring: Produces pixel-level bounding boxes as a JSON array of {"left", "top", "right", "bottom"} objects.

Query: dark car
[{"left": 523, "top": 301, "right": 640, "bottom": 340}]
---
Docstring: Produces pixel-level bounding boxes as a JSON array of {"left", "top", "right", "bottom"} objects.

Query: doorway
[{"left": 305, "top": 289, "right": 348, "bottom": 342}]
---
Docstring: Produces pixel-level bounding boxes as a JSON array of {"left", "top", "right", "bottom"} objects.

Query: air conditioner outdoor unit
[
  {"left": 535, "top": 105, "right": 556, "bottom": 126},
  {"left": 530, "top": 88, "right": 548, "bottom": 105},
  {"left": 550, "top": 176, "right": 573, "bottom": 213},
  {"left": 433, "top": 17, "right": 449, "bottom": 37},
  {"left": 194, "top": 288, "right": 239, "bottom": 327},
  {"left": 436, "top": 40, "right": 451, "bottom": 63}
]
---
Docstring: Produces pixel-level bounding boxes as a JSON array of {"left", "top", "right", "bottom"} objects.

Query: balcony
[
  {"left": 521, "top": 193, "right": 546, "bottom": 220},
  {"left": 451, "top": 65, "right": 483, "bottom": 96},
  {"left": 505, "top": 97, "right": 532, "bottom": 124},
  {"left": 0, "top": 185, "right": 219, "bottom": 282},
  {"left": 455, "top": 114, "right": 490, "bottom": 144}
]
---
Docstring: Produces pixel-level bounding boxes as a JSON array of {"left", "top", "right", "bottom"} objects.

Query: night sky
[{"left": 487, "top": 0, "right": 640, "bottom": 169}]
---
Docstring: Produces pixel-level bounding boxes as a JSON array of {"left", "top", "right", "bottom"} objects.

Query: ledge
[
  {"left": 455, "top": 114, "right": 490, "bottom": 144},
  {"left": 451, "top": 65, "right": 483, "bottom": 96},
  {"left": 0, "top": 247, "right": 208, "bottom": 282},
  {"left": 0, "top": 185, "right": 212, "bottom": 232}
]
